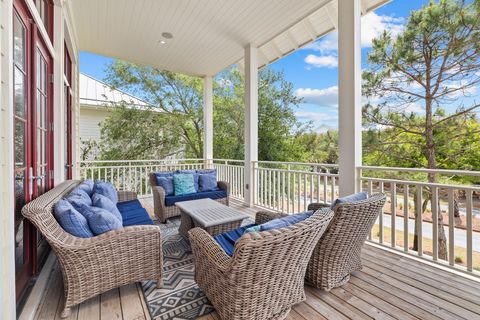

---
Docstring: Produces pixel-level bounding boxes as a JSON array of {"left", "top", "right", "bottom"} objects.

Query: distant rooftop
[{"left": 79, "top": 73, "right": 152, "bottom": 108}]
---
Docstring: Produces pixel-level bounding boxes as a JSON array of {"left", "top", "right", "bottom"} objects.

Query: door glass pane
[
  {"left": 14, "top": 170, "right": 26, "bottom": 272},
  {"left": 13, "top": 13, "right": 25, "bottom": 69},
  {"left": 14, "top": 67, "right": 25, "bottom": 117},
  {"left": 13, "top": 10, "right": 28, "bottom": 276},
  {"left": 15, "top": 120, "right": 25, "bottom": 168}
]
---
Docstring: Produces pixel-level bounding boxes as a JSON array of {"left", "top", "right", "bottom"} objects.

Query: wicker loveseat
[
  {"left": 257, "top": 193, "right": 386, "bottom": 291},
  {"left": 22, "top": 180, "right": 163, "bottom": 318},
  {"left": 189, "top": 208, "right": 334, "bottom": 320},
  {"left": 148, "top": 171, "right": 230, "bottom": 223}
]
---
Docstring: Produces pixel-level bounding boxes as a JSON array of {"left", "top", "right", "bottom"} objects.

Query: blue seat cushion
[
  {"left": 121, "top": 208, "right": 154, "bottom": 227},
  {"left": 54, "top": 199, "right": 93, "bottom": 238},
  {"left": 213, "top": 224, "right": 255, "bottom": 257},
  {"left": 117, "top": 199, "right": 143, "bottom": 213},
  {"left": 331, "top": 191, "right": 368, "bottom": 209},
  {"left": 164, "top": 190, "right": 227, "bottom": 207},
  {"left": 252, "top": 210, "right": 314, "bottom": 232}
]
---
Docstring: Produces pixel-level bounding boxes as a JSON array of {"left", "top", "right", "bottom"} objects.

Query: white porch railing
[
  {"left": 78, "top": 159, "right": 205, "bottom": 197},
  {"left": 360, "top": 166, "right": 480, "bottom": 275},
  {"left": 76, "top": 159, "right": 480, "bottom": 276},
  {"left": 253, "top": 161, "right": 339, "bottom": 213},
  {"left": 211, "top": 159, "right": 245, "bottom": 200}
]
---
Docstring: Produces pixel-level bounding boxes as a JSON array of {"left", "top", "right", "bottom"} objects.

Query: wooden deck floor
[{"left": 30, "top": 199, "right": 480, "bottom": 320}]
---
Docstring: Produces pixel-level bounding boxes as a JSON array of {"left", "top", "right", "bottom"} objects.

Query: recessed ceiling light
[
  {"left": 161, "top": 32, "right": 173, "bottom": 39},
  {"left": 159, "top": 40, "right": 167, "bottom": 45}
]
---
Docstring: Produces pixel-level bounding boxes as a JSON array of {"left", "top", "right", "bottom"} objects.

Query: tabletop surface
[{"left": 175, "top": 198, "right": 250, "bottom": 227}]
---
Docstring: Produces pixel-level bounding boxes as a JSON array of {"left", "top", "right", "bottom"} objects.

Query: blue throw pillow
[
  {"left": 83, "top": 206, "right": 123, "bottom": 236},
  {"left": 77, "top": 179, "right": 94, "bottom": 196},
  {"left": 156, "top": 176, "right": 174, "bottom": 196},
  {"left": 196, "top": 169, "right": 217, "bottom": 178},
  {"left": 154, "top": 171, "right": 173, "bottom": 179},
  {"left": 246, "top": 210, "right": 314, "bottom": 232},
  {"left": 91, "top": 193, "right": 123, "bottom": 222},
  {"left": 173, "top": 174, "right": 196, "bottom": 196},
  {"left": 93, "top": 180, "right": 118, "bottom": 204},
  {"left": 67, "top": 188, "right": 92, "bottom": 207},
  {"left": 54, "top": 199, "right": 93, "bottom": 238},
  {"left": 331, "top": 191, "right": 368, "bottom": 209},
  {"left": 177, "top": 170, "right": 199, "bottom": 191},
  {"left": 198, "top": 174, "right": 218, "bottom": 192}
]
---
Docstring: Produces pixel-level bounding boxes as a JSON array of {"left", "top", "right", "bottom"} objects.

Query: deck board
[{"left": 30, "top": 198, "right": 480, "bottom": 320}]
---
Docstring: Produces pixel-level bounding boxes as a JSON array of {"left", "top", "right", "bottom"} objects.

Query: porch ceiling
[{"left": 70, "top": 0, "right": 388, "bottom": 77}]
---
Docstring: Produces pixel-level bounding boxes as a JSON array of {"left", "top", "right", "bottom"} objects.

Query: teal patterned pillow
[{"left": 173, "top": 174, "right": 196, "bottom": 196}]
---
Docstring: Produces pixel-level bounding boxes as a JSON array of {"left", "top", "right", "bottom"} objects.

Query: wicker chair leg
[
  {"left": 156, "top": 278, "right": 163, "bottom": 288},
  {"left": 60, "top": 307, "right": 71, "bottom": 318},
  {"left": 271, "top": 307, "right": 291, "bottom": 320}
]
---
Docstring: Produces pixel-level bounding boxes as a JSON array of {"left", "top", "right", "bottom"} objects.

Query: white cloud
[
  {"left": 295, "top": 111, "right": 338, "bottom": 132},
  {"left": 304, "top": 12, "right": 404, "bottom": 69},
  {"left": 304, "top": 54, "right": 338, "bottom": 68},
  {"left": 443, "top": 81, "right": 477, "bottom": 98},
  {"left": 361, "top": 12, "right": 404, "bottom": 48},
  {"left": 295, "top": 86, "right": 338, "bottom": 107}
]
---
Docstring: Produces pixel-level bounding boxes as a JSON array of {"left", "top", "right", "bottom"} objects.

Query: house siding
[{"left": 79, "top": 107, "right": 110, "bottom": 142}]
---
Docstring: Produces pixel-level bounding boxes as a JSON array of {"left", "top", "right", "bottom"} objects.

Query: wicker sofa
[
  {"left": 257, "top": 193, "right": 386, "bottom": 291},
  {"left": 22, "top": 180, "right": 163, "bottom": 318},
  {"left": 189, "top": 208, "right": 334, "bottom": 320},
  {"left": 148, "top": 172, "right": 230, "bottom": 223}
]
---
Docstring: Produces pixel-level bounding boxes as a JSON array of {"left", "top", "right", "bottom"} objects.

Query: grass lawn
[{"left": 370, "top": 224, "right": 480, "bottom": 272}]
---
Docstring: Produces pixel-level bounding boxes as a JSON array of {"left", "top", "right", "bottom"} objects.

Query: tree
[
  {"left": 363, "top": 0, "right": 480, "bottom": 259},
  {"left": 98, "top": 63, "right": 309, "bottom": 162}
]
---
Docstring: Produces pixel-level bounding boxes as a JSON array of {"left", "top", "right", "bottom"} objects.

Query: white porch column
[
  {"left": 203, "top": 76, "right": 213, "bottom": 167},
  {"left": 244, "top": 44, "right": 258, "bottom": 206},
  {"left": 338, "top": 0, "right": 362, "bottom": 197},
  {"left": 53, "top": 1, "right": 65, "bottom": 182}
]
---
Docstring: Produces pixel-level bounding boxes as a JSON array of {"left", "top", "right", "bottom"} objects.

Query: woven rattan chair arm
[
  {"left": 189, "top": 227, "right": 231, "bottom": 272},
  {"left": 62, "top": 225, "right": 162, "bottom": 250},
  {"left": 117, "top": 190, "right": 138, "bottom": 202},
  {"left": 307, "top": 202, "right": 331, "bottom": 211},
  {"left": 217, "top": 181, "right": 230, "bottom": 195},
  {"left": 255, "top": 211, "right": 288, "bottom": 224}
]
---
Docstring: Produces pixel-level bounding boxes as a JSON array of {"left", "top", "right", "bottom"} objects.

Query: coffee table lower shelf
[{"left": 179, "top": 213, "right": 243, "bottom": 237}]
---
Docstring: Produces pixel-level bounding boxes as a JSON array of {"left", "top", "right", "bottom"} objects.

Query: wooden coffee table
[{"left": 176, "top": 198, "right": 250, "bottom": 237}]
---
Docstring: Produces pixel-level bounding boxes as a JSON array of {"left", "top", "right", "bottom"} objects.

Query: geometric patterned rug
[{"left": 141, "top": 218, "right": 215, "bottom": 320}]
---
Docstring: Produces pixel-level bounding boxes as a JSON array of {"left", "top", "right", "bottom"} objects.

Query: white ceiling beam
[
  {"left": 285, "top": 30, "right": 299, "bottom": 49},
  {"left": 270, "top": 39, "right": 283, "bottom": 58},
  {"left": 324, "top": 1, "right": 338, "bottom": 30},
  {"left": 303, "top": 17, "right": 318, "bottom": 41}
]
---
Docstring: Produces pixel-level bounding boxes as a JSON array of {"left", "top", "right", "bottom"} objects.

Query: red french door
[{"left": 13, "top": 0, "right": 54, "bottom": 301}]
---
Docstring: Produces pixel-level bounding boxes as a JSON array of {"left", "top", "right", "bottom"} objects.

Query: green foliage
[
  {"left": 363, "top": 0, "right": 480, "bottom": 183},
  {"left": 98, "top": 63, "right": 310, "bottom": 162}
]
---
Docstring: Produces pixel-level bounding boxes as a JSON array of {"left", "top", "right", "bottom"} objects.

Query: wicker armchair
[
  {"left": 256, "top": 193, "right": 386, "bottom": 291},
  {"left": 189, "top": 208, "right": 334, "bottom": 320},
  {"left": 148, "top": 172, "right": 230, "bottom": 223},
  {"left": 22, "top": 180, "right": 163, "bottom": 318}
]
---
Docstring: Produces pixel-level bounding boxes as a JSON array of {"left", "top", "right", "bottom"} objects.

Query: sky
[{"left": 79, "top": 0, "right": 477, "bottom": 133}]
